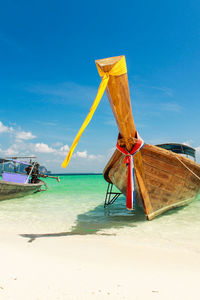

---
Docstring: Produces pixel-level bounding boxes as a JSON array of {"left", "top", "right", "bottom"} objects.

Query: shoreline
[
  {"left": 0, "top": 176, "right": 199, "bottom": 300},
  {"left": 51, "top": 173, "right": 103, "bottom": 176}
]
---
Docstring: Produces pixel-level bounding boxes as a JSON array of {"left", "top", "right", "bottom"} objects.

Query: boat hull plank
[
  {"left": 0, "top": 180, "right": 43, "bottom": 201},
  {"left": 104, "top": 143, "right": 200, "bottom": 220}
]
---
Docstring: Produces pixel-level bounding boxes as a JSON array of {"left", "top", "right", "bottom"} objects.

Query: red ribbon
[{"left": 116, "top": 132, "right": 144, "bottom": 210}]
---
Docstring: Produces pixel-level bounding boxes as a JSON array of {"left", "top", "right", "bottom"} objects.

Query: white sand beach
[
  {"left": 0, "top": 177, "right": 199, "bottom": 300},
  {"left": 0, "top": 227, "right": 200, "bottom": 300}
]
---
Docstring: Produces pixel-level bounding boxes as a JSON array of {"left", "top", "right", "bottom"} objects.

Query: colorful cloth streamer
[
  {"left": 116, "top": 132, "right": 144, "bottom": 210},
  {"left": 62, "top": 56, "right": 127, "bottom": 168}
]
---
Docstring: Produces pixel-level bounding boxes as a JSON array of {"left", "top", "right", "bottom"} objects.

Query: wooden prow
[
  {"left": 95, "top": 55, "right": 153, "bottom": 218},
  {"left": 95, "top": 56, "right": 136, "bottom": 151}
]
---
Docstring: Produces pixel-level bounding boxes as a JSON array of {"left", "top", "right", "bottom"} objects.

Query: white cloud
[
  {"left": 195, "top": 146, "right": 200, "bottom": 162},
  {"left": 0, "top": 118, "right": 107, "bottom": 171},
  {"left": 0, "top": 121, "right": 9, "bottom": 133},
  {"left": 56, "top": 144, "right": 70, "bottom": 156},
  {"left": 75, "top": 150, "right": 87, "bottom": 158},
  {"left": 16, "top": 130, "right": 36, "bottom": 140},
  {"left": 88, "top": 154, "right": 96, "bottom": 160},
  {"left": 88, "top": 154, "right": 104, "bottom": 160},
  {"left": 150, "top": 86, "right": 174, "bottom": 97},
  {"left": 34, "top": 143, "right": 55, "bottom": 153},
  {"left": 183, "top": 141, "right": 190, "bottom": 146},
  {"left": 26, "top": 82, "right": 98, "bottom": 106},
  {"left": 6, "top": 147, "right": 19, "bottom": 156},
  {"left": 53, "top": 142, "right": 63, "bottom": 147},
  {"left": 0, "top": 121, "right": 12, "bottom": 133},
  {"left": 60, "top": 144, "right": 70, "bottom": 152},
  {"left": 160, "top": 102, "right": 182, "bottom": 113},
  {"left": 0, "top": 121, "right": 36, "bottom": 142},
  {"left": 72, "top": 151, "right": 104, "bottom": 161},
  {"left": 0, "top": 144, "right": 19, "bottom": 156},
  {"left": 196, "top": 146, "right": 200, "bottom": 153}
]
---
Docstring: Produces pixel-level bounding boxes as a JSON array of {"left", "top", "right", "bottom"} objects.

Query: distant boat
[
  {"left": 95, "top": 55, "right": 200, "bottom": 220},
  {"left": 0, "top": 157, "right": 47, "bottom": 201}
]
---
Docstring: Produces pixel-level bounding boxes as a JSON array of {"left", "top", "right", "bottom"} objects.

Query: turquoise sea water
[{"left": 0, "top": 174, "right": 199, "bottom": 251}]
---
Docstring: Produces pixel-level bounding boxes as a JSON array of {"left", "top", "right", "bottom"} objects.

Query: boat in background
[
  {"left": 0, "top": 157, "right": 59, "bottom": 201},
  {"left": 95, "top": 55, "right": 200, "bottom": 220}
]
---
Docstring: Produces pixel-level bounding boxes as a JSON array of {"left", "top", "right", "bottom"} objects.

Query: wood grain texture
[
  {"left": 96, "top": 56, "right": 136, "bottom": 151},
  {"left": 103, "top": 144, "right": 200, "bottom": 220}
]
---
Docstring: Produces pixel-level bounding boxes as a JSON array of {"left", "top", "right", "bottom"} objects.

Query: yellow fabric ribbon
[{"left": 61, "top": 56, "right": 127, "bottom": 168}]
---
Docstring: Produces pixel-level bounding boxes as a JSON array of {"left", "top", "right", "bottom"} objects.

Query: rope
[
  {"left": 62, "top": 56, "right": 127, "bottom": 168},
  {"left": 39, "top": 180, "right": 48, "bottom": 192},
  {"left": 175, "top": 155, "right": 200, "bottom": 181}
]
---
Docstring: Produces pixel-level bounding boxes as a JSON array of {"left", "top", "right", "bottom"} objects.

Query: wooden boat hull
[
  {"left": 103, "top": 143, "right": 200, "bottom": 220},
  {"left": 0, "top": 180, "right": 43, "bottom": 201},
  {"left": 95, "top": 55, "right": 200, "bottom": 220}
]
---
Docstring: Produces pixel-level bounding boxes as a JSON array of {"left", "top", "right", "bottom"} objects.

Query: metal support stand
[{"left": 104, "top": 182, "right": 122, "bottom": 208}]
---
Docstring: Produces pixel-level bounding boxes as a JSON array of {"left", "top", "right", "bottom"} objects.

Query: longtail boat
[
  {"left": 0, "top": 157, "right": 59, "bottom": 201},
  {"left": 62, "top": 55, "right": 200, "bottom": 220},
  {"left": 96, "top": 56, "right": 200, "bottom": 220}
]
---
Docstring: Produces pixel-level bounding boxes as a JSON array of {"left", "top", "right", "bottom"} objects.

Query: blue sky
[{"left": 0, "top": 0, "right": 200, "bottom": 172}]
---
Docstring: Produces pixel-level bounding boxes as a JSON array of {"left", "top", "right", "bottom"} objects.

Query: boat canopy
[
  {"left": 156, "top": 143, "right": 196, "bottom": 159},
  {"left": 0, "top": 158, "right": 32, "bottom": 165},
  {"left": 0, "top": 158, "right": 10, "bottom": 164}
]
